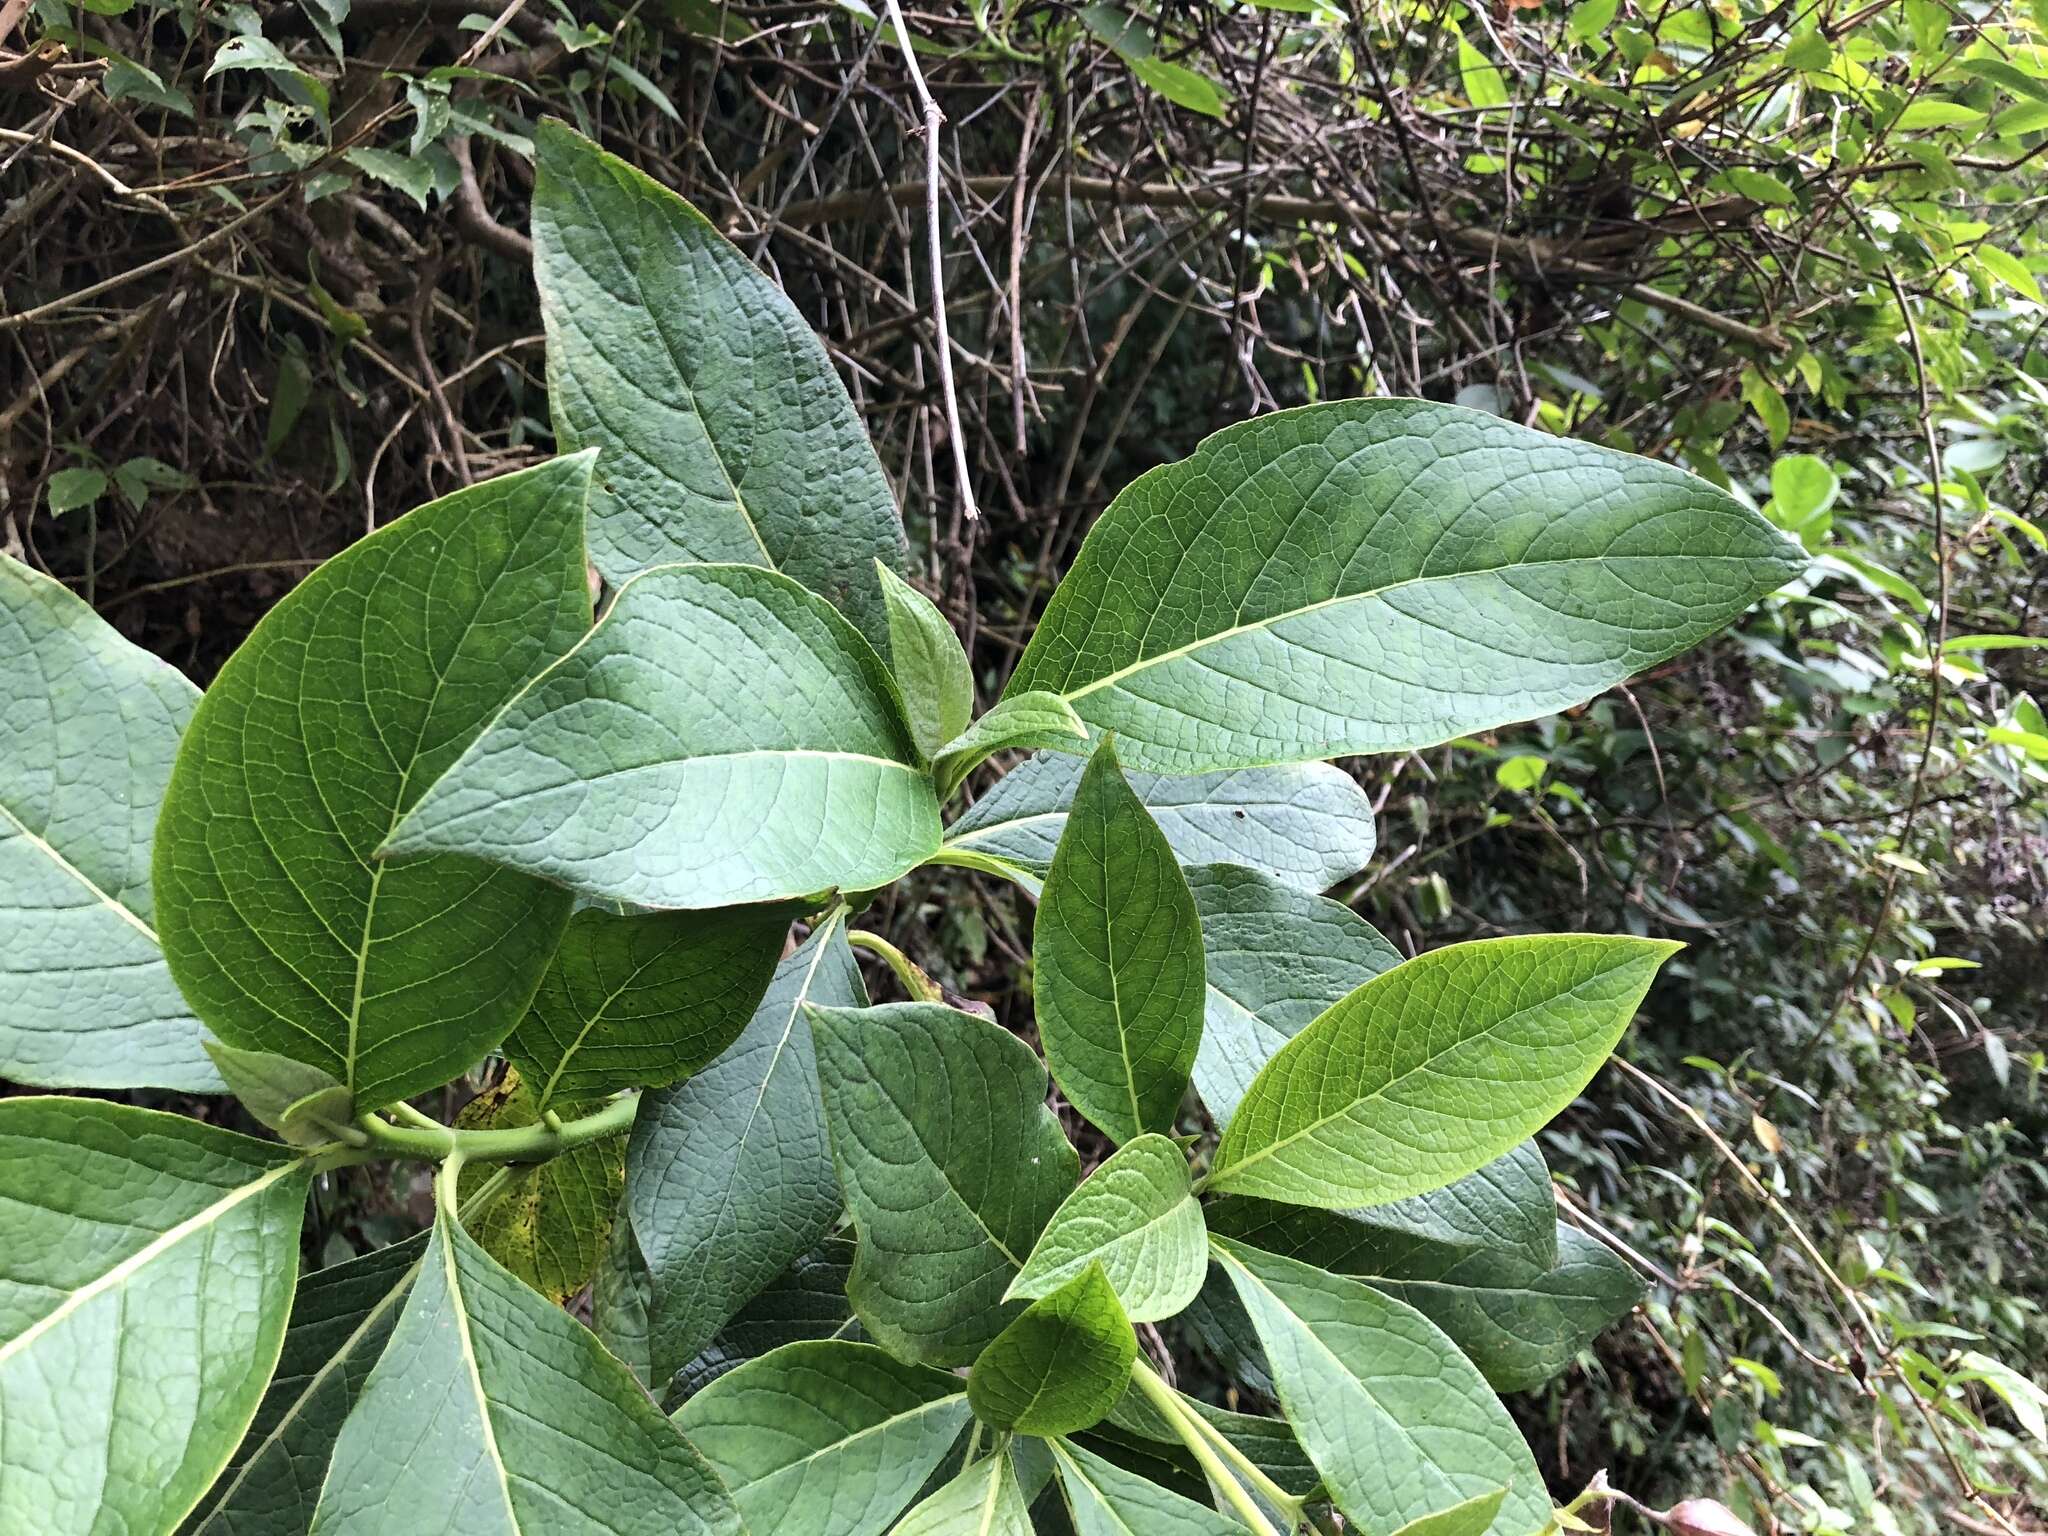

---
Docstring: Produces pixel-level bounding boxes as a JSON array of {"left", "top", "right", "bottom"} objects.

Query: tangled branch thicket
[{"left": 4, "top": 1, "right": 2046, "bottom": 1530}]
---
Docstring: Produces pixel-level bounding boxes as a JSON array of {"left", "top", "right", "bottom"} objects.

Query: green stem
[
  {"left": 1131, "top": 1360, "right": 1290, "bottom": 1536},
  {"left": 358, "top": 1090, "right": 640, "bottom": 1166},
  {"left": 846, "top": 929, "right": 945, "bottom": 1003},
  {"left": 1179, "top": 1397, "right": 1306, "bottom": 1520}
]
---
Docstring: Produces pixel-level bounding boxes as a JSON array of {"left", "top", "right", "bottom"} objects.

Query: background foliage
[{"left": 3, "top": 0, "right": 2045, "bottom": 1530}]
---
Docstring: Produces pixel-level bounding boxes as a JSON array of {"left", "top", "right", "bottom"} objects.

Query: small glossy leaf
[
  {"left": 1185, "top": 864, "right": 1400, "bottom": 1130},
  {"left": 1034, "top": 738, "right": 1204, "bottom": 1145},
  {"left": 1007, "top": 401, "right": 1805, "bottom": 772},
  {"left": 387, "top": 563, "right": 941, "bottom": 909},
  {"left": 0, "top": 1099, "right": 311, "bottom": 1536},
  {"left": 156, "top": 456, "right": 595, "bottom": 1108},
  {"left": 890, "top": 1451, "right": 1033, "bottom": 1536},
  {"left": 1391, "top": 1488, "right": 1510, "bottom": 1536},
  {"left": 878, "top": 562, "right": 974, "bottom": 758},
  {"left": 533, "top": 120, "right": 907, "bottom": 646},
  {"left": 1209, "top": 1236, "right": 1548, "bottom": 1536},
  {"left": 628, "top": 917, "right": 868, "bottom": 1381},
  {"left": 1008, "top": 1134, "right": 1206, "bottom": 1322},
  {"left": 1208, "top": 936, "right": 1681, "bottom": 1207},
  {"left": 0, "top": 554, "right": 219, "bottom": 1091},
  {"left": 673, "top": 1237, "right": 859, "bottom": 1401},
  {"left": 932, "top": 692, "right": 1091, "bottom": 799},
  {"left": 509, "top": 901, "right": 794, "bottom": 1105},
  {"left": 307, "top": 1195, "right": 742, "bottom": 1536},
  {"left": 1051, "top": 1436, "right": 1243, "bottom": 1536},
  {"left": 677, "top": 1341, "right": 969, "bottom": 1536},
  {"left": 205, "top": 1041, "right": 364, "bottom": 1148},
  {"left": 1208, "top": 1203, "right": 1641, "bottom": 1391},
  {"left": 943, "top": 752, "right": 1375, "bottom": 893},
  {"left": 969, "top": 1263, "right": 1136, "bottom": 1435},
  {"left": 190, "top": 1236, "right": 427, "bottom": 1536},
  {"left": 810, "top": 1000, "right": 1079, "bottom": 1365}
]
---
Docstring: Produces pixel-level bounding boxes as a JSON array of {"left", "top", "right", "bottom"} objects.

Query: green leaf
[
  {"left": 1950, "top": 1351, "right": 2048, "bottom": 1443},
  {"left": 1716, "top": 167, "right": 1797, "bottom": 206},
  {"left": 1207, "top": 935, "right": 1680, "bottom": 1207},
  {"left": 932, "top": 692, "right": 1092, "bottom": 800},
  {"left": 1131, "top": 57, "right": 1231, "bottom": 117},
  {"left": 1105, "top": 1393, "right": 1322, "bottom": 1498},
  {"left": 1768, "top": 454, "right": 1840, "bottom": 540},
  {"left": 1209, "top": 1204, "right": 1640, "bottom": 1391},
  {"left": 189, "top": 1236, "right": 427, "bottom": 1536},
  {"left": 889, "top": 1451, "right": 1033, "bottom": 1535},
  {"left": 156, "top": 456, "right": 594, "bottom": 1109},
  {"left": 0, "top": 1099, "right": 311, "bottom": 1536},
  {"left": 1740, "top": 369, "right": 1790, "bottom": 449},
  {"left": 1458, "top": 37, "right": 1509, "bottom": 108},
  {"left": 205, "top": 1040, "right": 364, "bottom": 1148},
  {"left": 943, "top": 753, "right": 1376, "bottom": 893},
  {"left": 810, "top": 1000, "right": 1079, "bottom": 1365},
  {"left": 1390, "top": 1488, "right": 1510, "bottom": 1536},
  {"left": 532, "top": 119, "right": 907, "bottom": 647},
  {"left": 1005, "top": 401, "right": 1804, "bottom": 773},
  {"left": 308, "top": 1192, "right": 743, "bottom": 1536},
  {"left": 104, "top": 56, "right": 196, "bottom": 116},
  {"left": 386, "top": 563, "right": 941, "bottom": 908},
  {"left": 1975, "top": 245, "right": 2045, "bottom": 305},
  {"left": 1185, "top": 864, "right": 1400, "bottom": 1131},
  {"left": 0, "top": 555, "right": 221, "bottom": 1091},
  {"left": 677, "top": 1341, "right": 970, "bottom": 1536},
  {"left": 1345, "top": 1140, "right": 1558, "bottom": 1269},
  {"left": 878, "top": 562, "right": 974, "bottom": 759},
  {"left": 1895, "top": 99, "right": 1984, "bottom": 129},
  {"left": 46, "top": 465, "right": 108, "bottom": 514},
  {"left": 1008, "top": 1134, "right": 1206, "bottom": 1323},
  {"left": 969, "top": 1263, "right": 1136, "bottom": 1435},
  {"left": 509, "top": 901, "right": 794, "bottom": 1107},
  {"left": 1050, "top": 1435, "right": 1245, "bottom": 1536},
  {"left": 593, "top": 1215, "right": 657, "bottom": 1388},
  {"left": 673, "top": 1237, "right": 860, "bottom": 1401},
  {"left": 342, "top": 147, "right": 433, "bottom": 209},
  {"left": 454, "top": 1069, "right": 624, "bottom": 1303},
  {"left": 1208, "top": 1236, "right": 1547, "bottom": 1536},
  {"left": 628, "top": 916, "right": 868, "bottom": 1382},
  {"left": 1034, "top": 738, "right": 1205, "bottom": 1144}
]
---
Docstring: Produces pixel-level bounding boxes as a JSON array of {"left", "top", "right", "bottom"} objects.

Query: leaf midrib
[
  {"left": 0, "top": 797, "right": 156, "bottom": 942},
  {"left": 440, "top": 1217, "right": 522, "bottom": 1530},
  {"left": 719, "top": 1391, "right": 964, "bottom": 1493}
]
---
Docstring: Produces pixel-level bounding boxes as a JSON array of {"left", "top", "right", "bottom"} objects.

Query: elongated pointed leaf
[
  {"left": 1209, "top": 1203, "right": 1640, "bottom": 1391},
  {"left": 1208, "top": 935, "right": 1680, "bottom": 1207},
  {"left": 677, "top": 1341, "right": 969, "bottom": 1536},
  {"left": 1346, "top": 1140, "right": 1557, "bottom": 1269},
  {"left": 810, "top": 1001, "right": 1079, "bottom": 1365},
  {"left": 1008, "top": 1134, "right": 1206, "bottom": 1323},
  {"left": 878, "top": 563, "right": 974, "bottom": 758},
  {"left": 673, "top": 1237, "right": 860, "bottom": 1400},
  {"left": 1393, "top": 1489, "right": 1510, "bottom": 1536},
  {"left": 943, "top": 753, "right": 1375, "bottom": 893},
  {"left": 387, "top": 563, "right": 941, "bottom": 908},
  {"left": 890, "top": 1452, "right": 1033, "bottom": 1536},
  {"left": 189, "top": 1236, "right": 427, "bottom": 1536},
  {"left": 1051, "top": 1436, "right": 1243, "bottom": 1536},
  {"left": 307, "top": 1200, "right": 742, "bottom": 1536},
  {"left": 1185, "top": 864, "right": 1400, "bottom": 1130},
  {"left": 1008, "top": 400, "right": 1805, "bottom": 771},
  {"left": 510, "top": 902, "right": 794, "bottom": 1106},
  {"left": 932, "top": 693, "right": 1091, "bottom": 799},
  {"left": 1209, "top": 1236, "right": 1547, "bottom": 1536},
  {"left": 0, "top": 554, "right": 219, "bottom": 1091},
  {"left": 156, "top": 456, "right": 595, "bottom": 1109},
  {"left": 205, "top": 1041, "right": 363, "bottom": 1149},
  {"left": 1034, "top": 739, "right": 1204, "bottom": 1144},
  {"left": 969, "top": 1264, "right": 1136, "bottom": 1435},
  {"left": 628, "top": 917, "right": 868, "bottom": 1383},
  {"left": 533, "top": 119, "right": 907, "bottom": 646},
  {"left": 0, "top": 1099, "right": 311, "bottom": 1536}
]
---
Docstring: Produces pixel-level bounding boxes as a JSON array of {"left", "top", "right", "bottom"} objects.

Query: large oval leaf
[
  {"left": 0, "top": 1099, "right": 310, "bottom": 1536},
  {"left": 155, "top": 456, "right": 595, "bottom": 1109},
  {"left": 1007, "top": 400, "right": 1806, "bottom": 772},
  {"left": 387, "top": 563, "right": 941, "bottom": 908},
  {"left": 533, "top": 120, "right": 907, "bottom": 647},
  {"left": 0, "top": 555, "right": 218, "bottom": 1091},
  {"left": 1207, "top": 935, "right": 1679, "bottom": 1208}
]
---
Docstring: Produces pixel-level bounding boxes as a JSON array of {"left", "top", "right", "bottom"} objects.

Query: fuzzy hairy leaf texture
[
  {"left": 1007, "top": 1134, "right": 1207, "bottom": 1323},
  {"left": 1006, "top": 400, "right": 1806, "bottom": 772},
  {"left": 532, "top": 120, "right": 908, "bottom": 646},
  {"left": 0, "top": 554, "right": 219, "bottom": 1091},
  {"left": 386, "top": 562, "right": 941, "bottom": 909},
  {"left": 1208, "top": 934, "right": 1680, "bottom": 1207},
  {"left": 628, "top": 917, "right": 868, "bottom": 1385},
  {"left": 155, "top": 455, "right": 596, "bottom": 1108},
  {"left": 676, "top": 1340, "right": 968, "bottom": 1536},
  {"left": 967, "top": 1263, "right": 1136, "bottom": 1435},
  {"left": 1209, "top": 1236, "right": 1549, "bottom": 1536},
  {"left": 0, "top": 1099, "right": 311, "bottom": 1536},
  {"left": 942, "top": 752, "right": 1377, "bottom": 894},
  {"left": 306, "top": 1198, "right": 742, "bottom": 1536},
  {"left": 1033, "top": 738, "right": 1205, "bottom": 1145},
  {"left": 809, "top": 1000, "right": 1080, "bottom": 1366}
]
